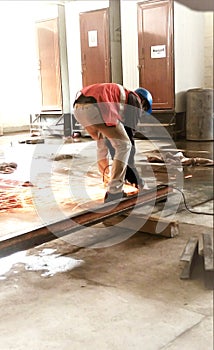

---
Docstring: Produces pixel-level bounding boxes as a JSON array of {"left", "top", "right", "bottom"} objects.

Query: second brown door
[
  {"left": 79, "top": 8, "right": 111, "bottom": 87},
  {"left": 137, "top": 0, "right": 174, "bottom": 111}
]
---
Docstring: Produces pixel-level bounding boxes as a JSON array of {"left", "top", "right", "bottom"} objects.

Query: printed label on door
[
  {"left": 151, "top": 45, "right": 166, "bottom": 58},
  {"left": 88, "top": 30, "right": 98, "bottom": 47}
]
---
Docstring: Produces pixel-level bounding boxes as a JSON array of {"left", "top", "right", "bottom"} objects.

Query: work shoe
[
  {"left": 104, "top": 191, "right": 127, "bottom": 203},
  {"left": 137, "top": 177, "right": 145, "bottom": 190}
]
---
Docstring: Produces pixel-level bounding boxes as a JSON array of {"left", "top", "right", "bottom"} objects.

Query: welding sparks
[
  {"left": 0, "top": 187, "right": 33, "bottom": 211},
  {"left": 0, "top": 172, "right": 139, "bottom": 213},
  {"left": 0, "top": 178, "right": 33, "bottom": 211},
  {"left": 184, "top": 174, "right": 193, "bottom": 179}
]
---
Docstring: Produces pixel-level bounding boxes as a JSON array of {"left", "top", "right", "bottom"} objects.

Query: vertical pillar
[
  {"left": 57, "top": 5, "right": 71, "bottom": 136},
  {"left": 109, "top": 0, "right": 123, "bottom": 84}
]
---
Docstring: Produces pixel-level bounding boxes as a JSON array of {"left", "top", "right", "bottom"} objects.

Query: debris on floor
[
  {"left": 22, "top": 181, "right": 34, "bottom": 187},
  {"left": 18, "top": 138, "right": 45, "bottom": 144},
  {"left": 144, "top": 150, "right": 214, "bottom": 166},
  {"left": 0, "top": 162, "right": 17, "bottom": 174},
  {"left": 0, "top": 248, "right": 84, "bottom": 279},
  {"left": 50, "top": 154, "right": 74, "bottom": 161}
]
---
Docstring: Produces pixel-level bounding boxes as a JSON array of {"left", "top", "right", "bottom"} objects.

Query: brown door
[
  {"left": 137, "top": 0, "right": 174, "bottom": 110},
  {"left": 36, "top": 18, "right": 62, "bottom": 112},
  {"left": 80, "top": 8, "right": 111, "bottom": 87}
]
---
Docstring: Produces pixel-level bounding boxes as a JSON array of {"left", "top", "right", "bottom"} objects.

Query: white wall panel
[
  {"left": 0, "top": 2, "right": 40, "bottom": 130},
  {"left": 120, "top": 0, "right": 139, "bottom": 90},
  {"left": 174, "top": 1, "right": 205, "bottom": 112},
  {"left": 204, "top": 12, "right": 213, "bottom": 88}
]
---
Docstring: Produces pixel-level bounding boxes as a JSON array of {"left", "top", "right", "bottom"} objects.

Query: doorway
[{"left": 35, "top": 18, "right": 62, "bottom": 112}]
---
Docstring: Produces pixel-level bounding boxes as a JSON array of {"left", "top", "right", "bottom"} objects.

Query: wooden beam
[
  {"left": 180, "top": 237, "right": 199, "bottom": 279},
  {"left": 202, "top": 233, "right": 214, "bottom": 290},
  {"left": 202, "top": 233, "right": 213, "bottom": 271},
  {"left": 103, "top": 213, "right": 179, "bottom": 238}
]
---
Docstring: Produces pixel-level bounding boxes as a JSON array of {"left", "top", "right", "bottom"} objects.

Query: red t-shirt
[{"left": 80, "top": 83, "right": 130, "bottom": 126}]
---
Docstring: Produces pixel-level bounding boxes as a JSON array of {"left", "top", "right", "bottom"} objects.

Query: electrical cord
[
  {"left": 170, "top": 185, "right": 214, "bottom": 216},
  {"left": 102, "top": 166, "right": 213, "bottom": 216}
]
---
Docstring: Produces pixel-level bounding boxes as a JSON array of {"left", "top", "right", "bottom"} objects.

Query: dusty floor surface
[{"left": 0, "top": 132, "right": 213, "bottom": 350}]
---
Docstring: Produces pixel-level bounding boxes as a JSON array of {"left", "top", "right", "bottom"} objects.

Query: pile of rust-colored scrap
[
  {"left": 0, "top": 188, "right": 23, "bottom": 211},
  {"left": 0, "top": 162, "right": 17, "bottom": 174},
  {"left": 0, "top": 179, "right": 33, "bottom": 211}
]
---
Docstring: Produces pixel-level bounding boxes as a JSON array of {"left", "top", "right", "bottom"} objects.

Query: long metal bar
[{"left": 0, "top": 184, "right": 172, "bottom": 258}]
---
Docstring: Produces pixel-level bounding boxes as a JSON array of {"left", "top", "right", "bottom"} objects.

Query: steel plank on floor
[{"left": 0, "top": 184, "right": 172, "bottom": 258}]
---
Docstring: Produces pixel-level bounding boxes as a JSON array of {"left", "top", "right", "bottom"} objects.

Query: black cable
[
  {"left": 102, "top": 168, "right": 213, "bottom": 216},
  {"left": 171, "top": 185, "right": 214, "bottom": 216}
]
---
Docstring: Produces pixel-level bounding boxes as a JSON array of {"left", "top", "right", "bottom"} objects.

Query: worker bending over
[{"left": 73, "top": 83, "right": 152, "bottom": 203}]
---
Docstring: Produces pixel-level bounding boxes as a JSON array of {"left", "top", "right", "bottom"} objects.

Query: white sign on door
[
  {"left": 151, "top": 45, "right": 166, "bottom": 58},
  {"left": 88, "top": 30, "right": 98, "bottom": 47}
]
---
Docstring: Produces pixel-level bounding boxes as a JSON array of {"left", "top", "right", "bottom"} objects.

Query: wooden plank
[
  {"left": 180, "top": 237, "right": 199, "bottom": 279},
  {"left": 135, "top": 215, "right": 179, "bottom": 237},
  {"left": 180, "top": 237, "right": 199, "bottom": 261},
  {"left": 103, "top": 213, "right": 179, "bottom": 238},
  {"left": 204, "top": 270, "right": 214, "bottom": 290},
  {"left": 202, "top": 233, "right": 214, "bottom": 271}
]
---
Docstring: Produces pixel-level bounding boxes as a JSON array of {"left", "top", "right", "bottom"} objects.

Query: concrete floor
[{"left": 0, "top": 132, "right": 213, "bottom": 350}]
